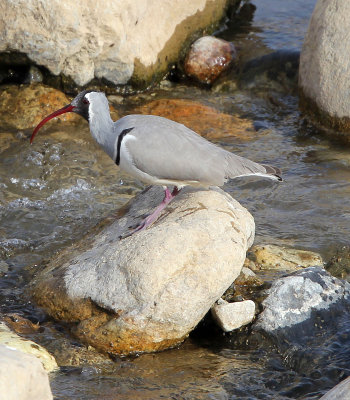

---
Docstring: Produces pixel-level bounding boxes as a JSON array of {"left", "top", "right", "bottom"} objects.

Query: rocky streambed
[{"left": 2, "top": 0, "right": 350, "bottom": 399}]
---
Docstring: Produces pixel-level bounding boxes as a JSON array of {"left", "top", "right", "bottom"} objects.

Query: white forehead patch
[{"left": 85, "top": 92, "right": 109, "bottom": 122}]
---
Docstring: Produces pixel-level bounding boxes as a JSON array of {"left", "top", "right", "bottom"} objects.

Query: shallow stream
[{"left": 3, "top": 0, "right": 350, "bottom": 398}]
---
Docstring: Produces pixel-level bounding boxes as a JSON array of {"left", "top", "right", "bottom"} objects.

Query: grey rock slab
[{"left": 0, "top": 344, "right": 53, "bottom": 400}]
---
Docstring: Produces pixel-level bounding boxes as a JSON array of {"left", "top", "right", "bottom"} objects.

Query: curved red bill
[{"left": 30, "top": 104, "right": 75, "bottom": 144}]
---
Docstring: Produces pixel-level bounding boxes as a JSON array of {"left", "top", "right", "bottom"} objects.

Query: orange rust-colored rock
[
  {"left": 2, "top": 314, "right": 41, "bottom": 335},
  {"left": 0, "top": 84, "right": 120, "bottom": 132},
  {"left": 0, "top": 84, "right": 80, "bottom": 130},
  {"left": 134, "top": 98, "right": 256, "bottom": 140}
]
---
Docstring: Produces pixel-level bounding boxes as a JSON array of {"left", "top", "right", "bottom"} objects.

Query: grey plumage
[
  {"left": 113, "top": 114, "right": 279, "bottom": 187},
  {"left": 82, "top": 92, "right": 282, "bottom": 188}
]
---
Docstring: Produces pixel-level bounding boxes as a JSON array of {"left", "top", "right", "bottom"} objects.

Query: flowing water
[{"left": 3, "top": 0, "right": 350, "bottom": 398}]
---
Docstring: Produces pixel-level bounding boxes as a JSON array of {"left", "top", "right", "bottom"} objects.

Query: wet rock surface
[
  {"left": 0, "top": 85, "right": 79, "bottom": 130},
  {"left": 184, "top": 36, "right": 237, "bottom": 85},
  {"left": 134, "top": 98, "right": 257, "bottom": 140},
  {"left": 0, "top": 84, "right": 120, "bottom": 130},
  {"left": 255, "top": 266, "right": 350, "bottom": 340},
  {"left": 326, "top": 245, "right": 350, "bottom": 281},
  {"left": 0, "top": 321, "right": 58, "bottom": 372},
  {"left": 31, "top": 186, "right": 255, "bottom": 355},
  {"left": 240, "top": 50, "right": 300, "bottom": 93},
  {"left": 252, "top": 266, "right": 350, "bottom": 395}
]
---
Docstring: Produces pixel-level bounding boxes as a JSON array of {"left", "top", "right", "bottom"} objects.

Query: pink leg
[{"left": 124, "top": 186, "right": 181, "bottom": 237}]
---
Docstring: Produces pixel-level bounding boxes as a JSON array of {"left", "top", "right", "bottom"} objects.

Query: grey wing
[{"left": 116, "top": 115, "right": 279, "bottom": 185}]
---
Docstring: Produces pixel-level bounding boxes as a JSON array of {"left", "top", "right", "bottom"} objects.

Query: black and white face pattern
[{"left": 70, "top": 90, "right": 94, "bottom": 121}]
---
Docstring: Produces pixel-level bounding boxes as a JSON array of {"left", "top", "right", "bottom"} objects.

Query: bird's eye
[{"left": 82, "top": 98, "right": 89, "bottom": 105}]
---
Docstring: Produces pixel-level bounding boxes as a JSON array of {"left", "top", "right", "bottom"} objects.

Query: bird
[{"left": 31, "top": 90, "right": 282, "bottom": 236}]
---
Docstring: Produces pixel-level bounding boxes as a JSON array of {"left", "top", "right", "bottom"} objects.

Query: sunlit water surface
[{"left": 3, "top": 0, "right": 350, "bottom": 399}]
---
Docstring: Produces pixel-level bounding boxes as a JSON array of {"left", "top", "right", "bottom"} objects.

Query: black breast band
[{"left": 115, "top": 127, "right": 134, "bottom": 165}]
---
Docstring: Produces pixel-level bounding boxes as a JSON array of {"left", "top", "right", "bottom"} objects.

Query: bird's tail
[
  {"left": 224, "top": 152, "right": 283, "bottom": 182},
  {"left": 261, "top": 164, "right": 283, "bottom": 181}
]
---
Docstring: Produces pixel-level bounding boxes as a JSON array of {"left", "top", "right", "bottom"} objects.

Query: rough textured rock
[
  {"left": 0, "top": 345, "right": 53, "bottom": 400},
  {"left": 211, "top": 299, "right": 255, "bottom": 332},
  {"left": 299, "top": 0, "right": 350, "bottom": 134},
  {"left": 184, "top": 36, "right": 237, "bottom": 85},
  {"left": 255, "top": 266, "right": 350, "bottom": 335},
  {"left": 31, "top": 186, "right": 255, "bottom": 355},
  {"left": 248, "top": 244, "right": 323, "bottom": 271},
  {"left": 320, "top": 376, "right": 350, "bottom": 400},
  {"left": 0, "top": 0, "right": 236, "bottom": 87},
  {"left": 134, "top": 98, "right": 257, "bottom": 140},
  {"left": 0, "top": 322, "right": 58, "bottom": 372}
]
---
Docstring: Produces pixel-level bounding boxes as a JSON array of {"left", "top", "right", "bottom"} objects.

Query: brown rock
[
  {"left": 134, "top": 98, "right": 256, "bottom": 140},
  {"left": 184, "top": 36, "right": 237, "bottom": 85},
  {"left": 249, "top": 244, "right": 323, "bottom": 271},
  {"left": 0, "top": 85, "right": 79, "bottom": 130},
  {"left": 2, "top": 314, "right": 41, "bottom": 335},
  {"left": 0, "top": 84, "right": 119, "bottom": 131}
]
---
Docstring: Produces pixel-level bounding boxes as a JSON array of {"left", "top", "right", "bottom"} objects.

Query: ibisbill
[{"left": 31, "top": 90, "right": 282, "bottom": 235}]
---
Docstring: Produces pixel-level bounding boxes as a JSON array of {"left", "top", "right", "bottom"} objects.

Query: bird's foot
[
  {"left": 119, "top": 186, "right": 181, "bottom": 240},
  {"left": 119, "top": 215, "right": 155, "bottom": 239}
]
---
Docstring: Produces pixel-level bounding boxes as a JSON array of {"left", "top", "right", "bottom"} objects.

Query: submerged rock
[
  {"left": 184, "top": 36, "right": 237, "bottom": 85},
  {"left": 134, "top": 98, "right": 257, "bottom": 140},
  {"left": 31, "top": 186, "right": 255, "bottom": 355},
  {"left": 240, "top": 50, "right": 299, "bottom": 93},
  {"left": 299, "top": 0, "right": 350, "bottom": 135},
  {"left": 0, "top": 345, "right": 53, "bottom": 400},
  {"left": 0, "top": 0, "right": 235, "bottom": 87},
  {"left": 326, "top": 245, "right": 350, "bottom": 281}
]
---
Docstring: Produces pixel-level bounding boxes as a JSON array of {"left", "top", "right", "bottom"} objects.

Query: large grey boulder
[
  {"left": 31, "top": 186, "right": 255, "bottom": 355},
  {"left": 0, "top": 345, "right": 53, "bottom": 400},
  {"left": 299, "top": 0, "right": 350, "bottom": 134},
  {"left": 0, "top": 0, "right": 234, "bottom": 87}
]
